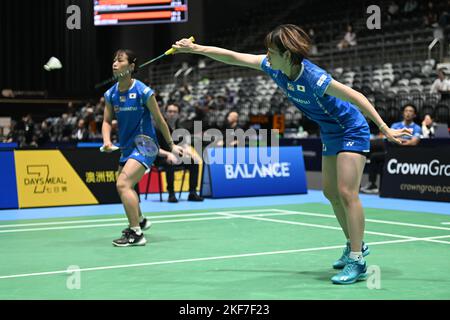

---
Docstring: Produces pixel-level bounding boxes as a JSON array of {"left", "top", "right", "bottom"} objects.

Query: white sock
[
  {"left": 139, "top": 215, "right": 145, "bottom": 223},
  {"left": 349, "top": 251, "right": 363, "bottom": 262},
  {"left": 131, "top": 226, "right": 142, "bottom": 235}
]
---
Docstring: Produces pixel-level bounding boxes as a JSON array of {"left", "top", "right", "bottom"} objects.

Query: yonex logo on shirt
[
  {"left": 317, "top": 74, "right": 327, "bottom": 87},
  {"left": 129, "top": 93, "right": 137, "bottom": 99}
]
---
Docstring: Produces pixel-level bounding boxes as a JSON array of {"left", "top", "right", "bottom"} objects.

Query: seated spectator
[
  {"left": 423, "top": 1, "right": 438, "bottom": 27},
  {"left": 3, "top": 120, "right": 18, "bottom": 143},
  {"left": 110, "top": 119, "right": 119, "bottom": 144},
  {"left": 421, "top": 114, "right": 436, "bottom": 138},
  {"left": 387, "top": 1, "right": 399, "bottom": 21},
  {"left": 361, "top": 104, "right": 421, "bottom": 194},
  {"left": 403, "top": 0, "right": 418, "bottom": 18},
  {"left": 337, "top": 25, "right": 357, "bottom": 50},
  {"left": 430, "top": 68, "right": 450, "bottom": 94},
  {"left": 154, "top": 103, "right": 203, "bottom": 203},
  {"left": 308, "top": 28, "right": 318, "bottom": 55},
  {"left": 71, "top": 118, "right": 90, "bottom": 142},
  {"left": 217, "top": 111, "right": 243, "bottom": 147}
]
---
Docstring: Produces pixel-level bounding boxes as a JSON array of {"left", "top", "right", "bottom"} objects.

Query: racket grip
[{"left": 165, "top": 36, "right": 195, "bottom": 55}]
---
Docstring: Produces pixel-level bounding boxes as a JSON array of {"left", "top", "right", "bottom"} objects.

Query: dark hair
[
  {"left": 264, "top": 24, "right": 310, "bottom": 65},
  {"left": 165, "top": 103, "right": 180, "bottom": 112},
  {"left": 113, "top": 49, "right": 138, "bottom": 74},
  {"left": 402, "top": 103, "right": 417, "bottom": 113}
]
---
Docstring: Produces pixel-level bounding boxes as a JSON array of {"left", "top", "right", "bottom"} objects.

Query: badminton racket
[{"left": 95, "top": 36, "right": 195, "bottom": 89}]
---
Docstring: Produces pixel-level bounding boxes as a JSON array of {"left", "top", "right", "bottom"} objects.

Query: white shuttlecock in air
[{"left": 44, "top": 57, "right": 62, "bottom": 71}]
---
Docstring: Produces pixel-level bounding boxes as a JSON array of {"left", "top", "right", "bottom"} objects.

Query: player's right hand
[
  {"left": 382, "top": 127, "right": 413, "bottom": 145},
  {"left": 172, "top": 38, "right": 196, "bottom": 53},
  {"left": 166, "top": 152, "right": 180, "bottom": 165},
  {"left": 101, "top": 142, "right": 114, "bottom": 153}
]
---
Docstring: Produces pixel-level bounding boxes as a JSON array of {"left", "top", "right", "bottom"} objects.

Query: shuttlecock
[{"left": 44, "top": 57, "right": 62, "bottom": 71}]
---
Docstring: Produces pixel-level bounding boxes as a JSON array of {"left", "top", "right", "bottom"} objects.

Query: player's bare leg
[
  {"left": 331, "top": 152, "right": 369, "bottom": 284},
  {"left": 322, "top": 155, "right": 349, "bottom": 239},
  {"left": 117, "top": 159, "right": 146, "bottom": 227},
  {"left": 113, "top": 159, "right": 147, "bottom": 247},
  {"left": 336, "top": 152, "right": 366, "bottom": 253}
]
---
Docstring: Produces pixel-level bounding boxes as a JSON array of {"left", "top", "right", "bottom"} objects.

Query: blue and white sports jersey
[
  {"left": 261, "top": 57, "right": 371, "bottom": 155},
  {"left": 104, "top": 79, "right": 158, "bottom": 151},
  {"left": 391, "top": 121, "right": 422, "bottom": 140}
]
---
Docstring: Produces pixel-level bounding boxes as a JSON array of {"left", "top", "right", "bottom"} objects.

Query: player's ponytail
[{"left": 264, "top": 24, "right": 310, "bottom": 65}]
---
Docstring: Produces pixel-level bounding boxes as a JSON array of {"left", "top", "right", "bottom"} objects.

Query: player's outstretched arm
[
  {"left": 172, "top": 38, "right": 265, "bottom": 71},
  {"left": 325, "top": 79, "right": 412, "bottom": 145}
]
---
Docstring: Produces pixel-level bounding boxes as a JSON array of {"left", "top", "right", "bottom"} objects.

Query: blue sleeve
[
  {"left": 413, "top": 124, "right": 422, "bottom": 138},
  {"left": 304, "top": 63, "right": 332, "bottom": 97},
  {"left": 141, "top": 84, "right": 154, "bottom": 105},
  {"left": 260, "top": 56, "right": 280, "bottom": 81},
  {"left": 104, "top": 89, "right": 112, "bottom": 106}
]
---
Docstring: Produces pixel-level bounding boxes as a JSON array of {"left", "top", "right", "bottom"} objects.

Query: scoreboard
[{"left": 94, "top": 0, "right": 188, "bottom": 26}]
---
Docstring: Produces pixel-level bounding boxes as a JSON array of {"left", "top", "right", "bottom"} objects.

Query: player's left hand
[{"left": 382, "top": 127, "right": 413, "bottom": 145}]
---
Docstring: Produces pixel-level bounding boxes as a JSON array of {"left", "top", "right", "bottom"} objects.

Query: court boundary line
[
  {"left": 2, "top": 209, "right": 450, "bottom": 245},
  {"left": 271, "top": 209, "right": 450, "bottom": 232},
  {"left": 0, "top": 209, "right": 276, "bottom": 229},
  {"left": 215, "top": 211, "right": 450, "bottom": 245},
  {"left": 0, "top": 234, "right": 449, "bottom": 280},
  {"left": 0, "top": 211, "right": 286, "bottom": 234}
]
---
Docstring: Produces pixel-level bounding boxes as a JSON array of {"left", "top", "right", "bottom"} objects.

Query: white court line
[
  {"left": 215, "top": 212, "right": 450, "bottom": 245},
  {"left": 0, "top": 209, "right": 277, "bottom": 229},
  {"left": 442, "top": 222, "right": 450, "bottom": 225},
  {"left": 0, "top": 209, "right": 278, "bottom": 228},
  {"left": 0, "top": 212, "right": 296, "bottom": 234},
  {"left": 272, "top": 209, "right": 450, "bottom": 232},
  {"left": 1, "top": 234, "right": 449, "bottom": 280},
  {"left": 2, "top": 210, "right": 449, "bottom": 245}
]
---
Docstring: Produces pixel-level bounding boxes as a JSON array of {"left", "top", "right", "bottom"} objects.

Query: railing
[{"left": 428, "top": 38, "right": 442, "bottom": 62}]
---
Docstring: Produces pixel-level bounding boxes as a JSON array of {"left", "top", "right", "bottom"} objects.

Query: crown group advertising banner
[
  {"left": 380, "top": 146, "right": 450, "bottom": 202},
  {"left": 201, "top": 146, "right": 307, "bottom": 198},
  {"left": 14, "top": 149, "right": 122, "bottom": 208}
]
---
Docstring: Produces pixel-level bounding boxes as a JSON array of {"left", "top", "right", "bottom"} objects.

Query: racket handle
[{"left": 165, "top": 36, "right": 195, "bottom": 55}]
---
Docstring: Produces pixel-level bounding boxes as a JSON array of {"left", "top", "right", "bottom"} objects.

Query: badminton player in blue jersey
[
  {"left": 173, "top": 25, "right": 412, "bottom": 284},
  {"left": 102, "top": 49, "right": 183, "bottom": 247}
]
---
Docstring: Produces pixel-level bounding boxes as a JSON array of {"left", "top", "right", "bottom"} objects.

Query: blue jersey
[
  {"left": 260, "top": 57, "right": 370, "bottom": 155},
  {"left": 104, "top": 79, "right": 158, "bottom": 150},
  {"left": 391, "top": 121, "right": 422, "bottom": 140}
]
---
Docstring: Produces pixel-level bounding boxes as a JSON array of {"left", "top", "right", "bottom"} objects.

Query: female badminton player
[
  {"left": 102, "top": 49, "right": 183, "bottom": 247},
  {"left": 172, "top": 25, "right": 412, "bottom": 284}
]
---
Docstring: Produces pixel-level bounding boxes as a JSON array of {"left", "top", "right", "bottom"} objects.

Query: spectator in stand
[
  {"left": 71, "top": 118, "right": 90, "bottom": 142},
  {"left": 309, "top": 28, "right": 318, "bottom": 55},
  {"left": 17, "top": 114, "right": 35, "bottom": 146},
  {"left": 430, "top": 68, "right": 450, "bottom": 94},
  {"left": 424, "top": 1, "right": 438, "bottom": 27},
  {"left": 154, "top": 103, "right": 204, "bottom": 203},
  {"left": 387, "top": 1, "right": 399, "bottom": 22},
  {"left": 3, "top": 121, "right": 18, "bottom": 143},
  {"left": 421, "top": 114, "right": 436, "bottom": 138},
  {"left": 361, "top": 104, "right": 422, "bottom": 194},
  {"left": 110, "top": 119, "right": 119, "bottom": 144},
  {"left": 217, "top": 111, "right": 242, "bottom": 147},
  {"left": 402, "top": 0, "right": 418, "bottom": 18},
  {"left": 337, "top": 25, "right": 357, "bottom": 50}
]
